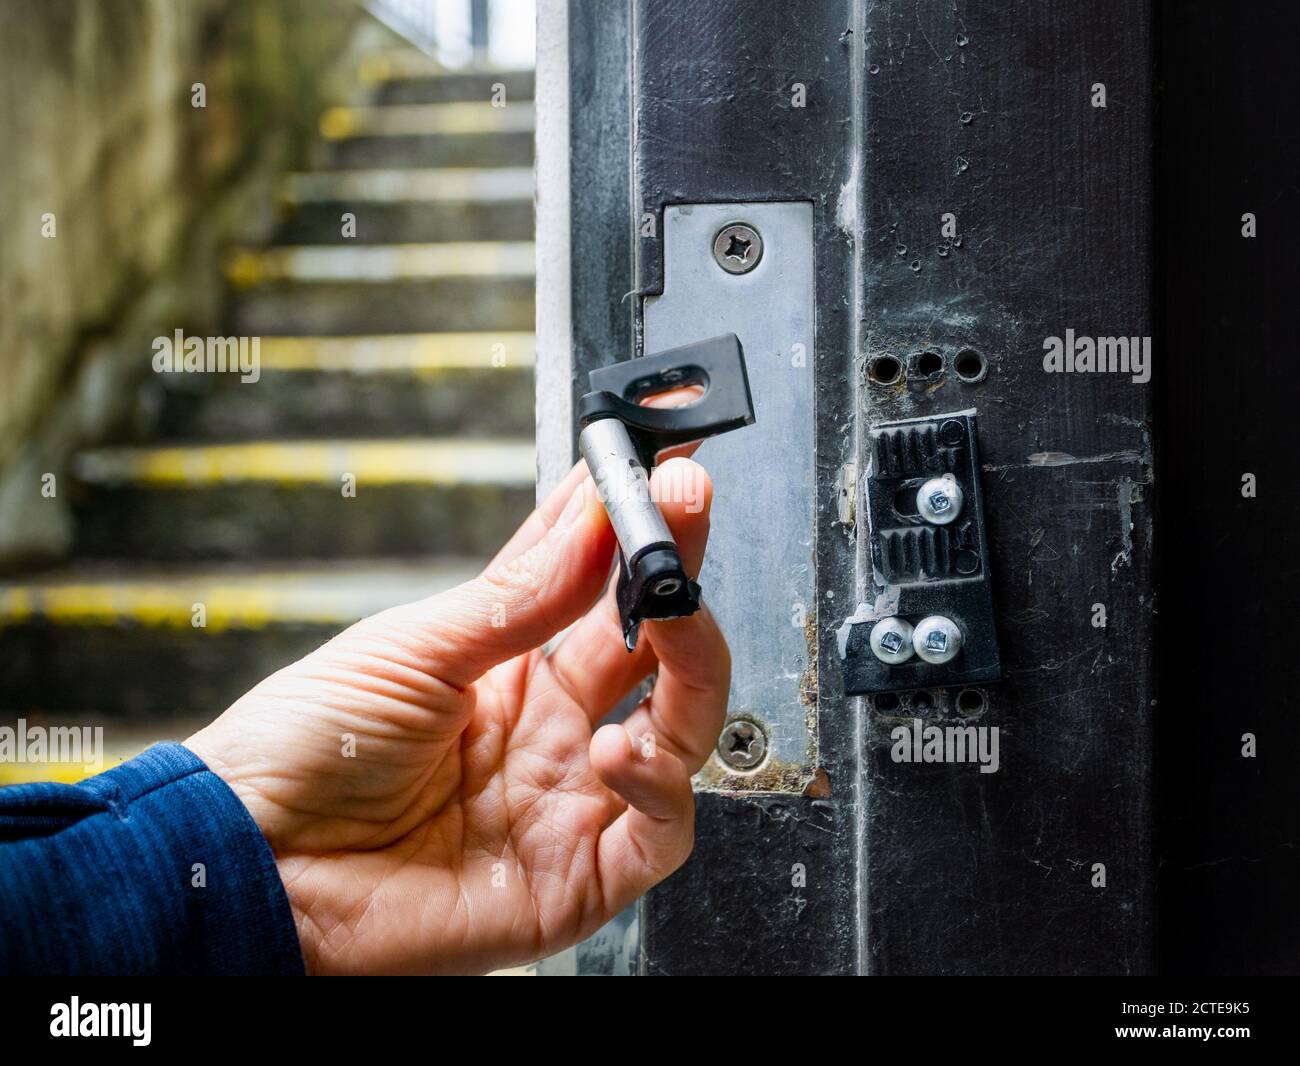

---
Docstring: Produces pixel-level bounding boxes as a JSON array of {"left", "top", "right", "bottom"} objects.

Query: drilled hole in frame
[
  {"left": 868, "top": 354, "right": 903, "bottom": 385},
  {"left": 956, "top": 688, "right": 986, "bottom": 714},
  {"left": 954, "top": 349, "right": 988, "bottom": 383},
  {"left": 913, "top": 350, "right": 944, "bottom": 378}
]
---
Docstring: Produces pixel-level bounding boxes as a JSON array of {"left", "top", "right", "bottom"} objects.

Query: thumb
[{"left": 386, "top": 476, "right": 616, "bottom": 691}]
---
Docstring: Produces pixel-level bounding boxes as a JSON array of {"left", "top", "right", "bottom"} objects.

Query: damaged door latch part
[
  {"left": 577, "top": 333, "right": 755, "bottom": 651},
  {"left": 840, "top": 410, "right": 1002, "bottom": 694}
]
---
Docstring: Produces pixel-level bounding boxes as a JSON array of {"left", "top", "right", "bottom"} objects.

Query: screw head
[
  {"left": 718, "top": 719, "right": 767, "bottom": 770},
  {"left": 912, "top": 615, "right": 964, "bottom": 664},
  {"left": 712, "top": 223, "right": 763, "bottom": 274},
  {"left": 869, "top": 616, "right": 915, "bottom": 664},
  {"left": 916, "top": 475, "right": 964, "bottom": 525}
]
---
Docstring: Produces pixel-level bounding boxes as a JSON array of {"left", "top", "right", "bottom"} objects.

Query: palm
[{"left": 188, "top": 458, "right": 727, "bottom": 975}]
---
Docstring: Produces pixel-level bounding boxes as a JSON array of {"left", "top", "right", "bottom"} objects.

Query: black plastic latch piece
[
  {"left": 840, "top": 411, "right": 1002, "bottom": 694},
  {"left": 577, "top": 334, "right": 755, "bottom": 650},
  {"left": 578, "top": 334, "right": 756, "bottom": 467}
]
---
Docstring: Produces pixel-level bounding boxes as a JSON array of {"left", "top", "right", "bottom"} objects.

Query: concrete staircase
[{"left": 0, "top": 54, "right": 536, "bottom": 779}]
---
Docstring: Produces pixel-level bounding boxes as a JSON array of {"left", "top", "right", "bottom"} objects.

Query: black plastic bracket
[
  {"left": 578, "top": 333, "right": 755, "bottom": 466},
  {"left": 841, "top": 411, "right": 1002, "bottom": 695}
]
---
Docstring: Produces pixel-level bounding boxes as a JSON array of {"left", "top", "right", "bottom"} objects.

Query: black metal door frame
[{"left": 545, "top": 0, "right": 1157, "bottom": 975}]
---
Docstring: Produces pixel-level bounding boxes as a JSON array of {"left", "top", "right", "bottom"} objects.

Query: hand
[{"left": 185, "top": 457, "right": 728, "bottom": 975}]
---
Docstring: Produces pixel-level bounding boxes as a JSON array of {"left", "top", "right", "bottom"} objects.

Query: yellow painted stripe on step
[
  {"left": 0, "top": 757, "right": 132, "bottom": 786},
  {"left": 0, "top": 584, "right": 275, "bottom": 630},
  {"left": 0, "top": 562, "right": 479, "bottom": 630},
  {"left": 74, "top": 439, "right": 536, "bottom": 488},
  {"left": 358, "top": 52, "right": 445, "bottom": 84},
  {"left": 226, "top": 242, "right": 535, "bottom": 286},
  {"left": 281, "top": 166, "right": 534, "bottom": 204},
  {"left": 358, "top": 52, "right": 531, "bottom": 84},
  {"left": 0, "top": 727, "right": 187, "bottom": 784},
  {"left": 319, "top": 101, "right": 535, "bottom": 139},
  {"left": 2, "top": 587, "right": 32, "bottom": 621},
  {"left": 256, "top": 333, "right": 536, "bottom": 372}
]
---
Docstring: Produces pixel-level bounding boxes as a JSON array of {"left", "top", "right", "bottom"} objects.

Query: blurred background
[{"left": 0, "top": 0, "right": 537, "bottom": 783}]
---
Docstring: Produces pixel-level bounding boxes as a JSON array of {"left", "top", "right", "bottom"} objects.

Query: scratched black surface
[
  {"left": 581, "top": 0, "right": 1297, "bottom": 975},
  {"left": 633, "top": 0, "right": 860, "bottom": 975},
  {"left": 633, "top": 0, "right": 1156, "bottom": 975},
  {"left": 855, "top": 0, "right": 1156, "bottom": 976},
  {"left": 567, "top": 0, "right": 633, "bottom": 419}
]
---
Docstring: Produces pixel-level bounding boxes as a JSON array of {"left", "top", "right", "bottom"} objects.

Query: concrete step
[
  {"left": 150, "top": 333, "right": 536, "bottom": 440},
  {"left": 70, "top": 439, "right": 535, "bottom": 561},
  {"left": 0, "top": 558, "right": 480, "bottom": 723},
  {"left": 282, "top": 165, "right": 534, "bottom": 204},
  {"left": 231, "top": 277, "right": 534, "bottom": 335},
  {"left": 320, "top": 101, "right": 534, "bottom": 139},
  {"left": 357, "top": 50, "right": 445, "bottom": 83},
  {"left": 355, "top": 50, "right": 534, "bottom": 103},
  {"left": 319, "top": 98, "right": 535, "bottom": 171},
  {"left": 225, "top": 290, "right": 533, "bottom": 339},
  {"left": 276, "top": 197, "right": 533, "bottom": 244},
  {"left": 226, "top": 241, "right": 535, "bottom": 284},
  {"left": 275, "top": 166, "right": 534, "bottom": 243},
  {"left": 226, "top": 241, "right": 535, "bottom": 334},
  {"left": 325, "top": 129, "right": 533, "bottom": 169},
  {"left": 372, "top": 69, "right": 535, "bottom": 105}
]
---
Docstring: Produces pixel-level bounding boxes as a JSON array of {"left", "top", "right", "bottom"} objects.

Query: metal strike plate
[
  {"left": 840, "top": 410, "right": 1001, "bottom": 695},
  {"left": 644, "top": 202, "right": 816, "bottom": 788}
]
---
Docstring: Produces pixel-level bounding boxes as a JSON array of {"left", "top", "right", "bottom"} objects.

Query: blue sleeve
[{"left": 0, "top": 742, "right": 304, "bottom": 975}]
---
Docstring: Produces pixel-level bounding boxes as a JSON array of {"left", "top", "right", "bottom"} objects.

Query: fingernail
[{"left": 558, "top": 480, "right": 588, "bottom": 528}]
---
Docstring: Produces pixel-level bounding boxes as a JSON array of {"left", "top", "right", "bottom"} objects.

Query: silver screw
[
  {"left": 869, "top": 616, "right": 915, "bottom": 664},
  {"left": 718, "top": 719, "right": 767, "bottom": 770},
  {"left": 712, "top": 223, "right": 763, "bottom": 274},
  {"left": 916, "top": 475, "right": 964, "bottom": 525},
  {"left": 912, "top": 615, "right": 963, "bottom": 664}
]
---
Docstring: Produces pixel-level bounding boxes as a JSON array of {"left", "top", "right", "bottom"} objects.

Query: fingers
[
  {"left": 590, "top": 724, "right": 695, "bottom": 910},
  {"left": 377, "top": 476, "right": 616, "bottom": 691},
  {"left": 489, "top": 459, "right": 590, "bottom": 568},
  {"left": 489, "top": 405, "right": 698, "bottom": 571},
  {"left": 622, "top": 598, "right": 731, "bottom": 774},
  {"left": 546, "top": 457, "right": 713, "bottom": 721}
]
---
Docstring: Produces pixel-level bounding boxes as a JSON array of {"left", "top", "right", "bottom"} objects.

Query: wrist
[
  {"left": 185, "top": 731, "right": 327, "bottom": 973},
  {"left": 183, "top": 728, "right": 287, "bottom": 849}
]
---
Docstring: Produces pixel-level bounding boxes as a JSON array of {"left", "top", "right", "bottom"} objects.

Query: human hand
[{"left": 185, "top": 457, "right": 727, "bottom": 974}]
